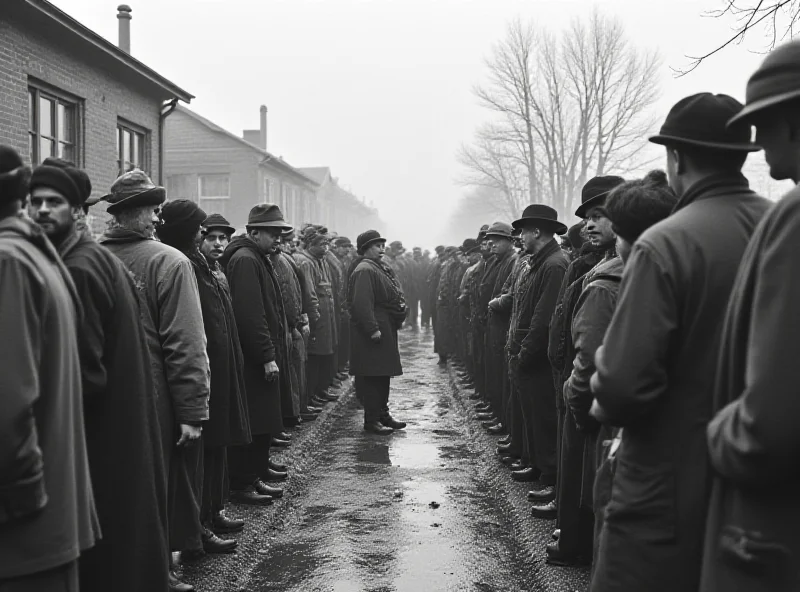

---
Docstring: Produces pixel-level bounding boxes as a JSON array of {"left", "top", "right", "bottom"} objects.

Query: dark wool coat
[
  {"left": 101, "top": 229, "right": 210, "bottom": 552},
  {"left": 589, "top": 174, "right": 770, "bottom": 592},
  {"left": 221, "top": 238, "right": 291, "bottom": 436},
  {"left": 348, "top": 257, "right": 406, "bottom": 377},
  {"left": 700, "top": 187, "right": 800, "bottom": 592},
  {"left": 483, "top": 251, "right": 517, "bottom": 393},
  {"left": 0, "top": 218, "right": 99, "bottom": 580},
  {"left": 60, "top": 230, "right": 170, "bottom": 592},
  {"left": 272, "top": 252, "right": 305, "bottom": 417},
  {"left": 186, "top": 250, "right": 250, "bottom": 449},
  {"left": 294, "top": 250, "right": 337, "bottom": 356}
]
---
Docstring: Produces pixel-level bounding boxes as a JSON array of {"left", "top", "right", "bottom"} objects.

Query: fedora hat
[
  {"left": 202, "top": 213, "right": 235, "bottom": 235},
  {"left": 460, "top": 238, "right": 479, "bottom": 254},
  {"left": 649, "top": 93, "right": 759, "bottom": 152},
  {"left": 484, "top": 221, "right": 514, "bottom": 240},
  {"left": 89, "top": 169, "right": 166, "bottom": 215},
  {"left": 246, "top": 203, "right": 292, "bottom": 230},
  {"left": 512, "top": 204, "right": 567, "bottom": 235},
  {"left": 574, "top": 176, "right": 625, "bottom": 218},
  {"left": 356, "top": 229, "right": 386, "bottom": 254},
  {"left": 729, "top": 40, "right": 800, "bottom": 126},
  {"left": 477, "top": 224, "right": 490, "bottom": 241}
]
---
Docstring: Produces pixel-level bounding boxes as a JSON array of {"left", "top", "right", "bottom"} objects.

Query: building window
[
  {"left": 28, "top": 84, "right": 79, "bottom": 165},
  {"left": 263, "top": 177, "right": 273, "bottom": 204},
  {"left": 117, "top": 120, "right": 149, "bottom": 175},
  {"left": 198, "top": 173, "right": 230, "bottom": 216}
]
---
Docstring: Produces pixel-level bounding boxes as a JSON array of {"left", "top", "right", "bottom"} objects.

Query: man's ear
[{"left": 672, "top": 148, "right": 687, "bottom": 176}]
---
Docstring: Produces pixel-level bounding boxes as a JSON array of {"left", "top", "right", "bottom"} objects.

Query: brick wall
[{"left": 0, "top": 14, "right": 164, "bottom": 235}]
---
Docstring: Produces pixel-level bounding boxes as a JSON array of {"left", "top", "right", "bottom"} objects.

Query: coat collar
[{"left": 675, "top": 172, "right": 752, "bottom": 213}]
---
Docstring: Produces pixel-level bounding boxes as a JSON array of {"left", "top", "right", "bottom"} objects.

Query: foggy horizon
[{"left": 51, "top": 0, "right": 792, "bottom": 248}]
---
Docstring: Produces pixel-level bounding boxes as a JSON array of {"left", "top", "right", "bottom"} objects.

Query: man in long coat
[
  {"left": 0, "top": 146, "right": 99, "bottom": 592},
  {"left": 221, "top": 204, "right": 293, "bottom": 503},
  {"left": 295, "top": 226, "right": 338, "bottom": 406},
  {"left": 333, "top": 237, "right": 354, "bottom": 374},
  {"left": 495, "top": 206, "right": 568, "bottom": 486},
  {"left": 589, "top": 94, "right": 770, "bottom": 592},
  {"left": 28, "top": 160, "right": 169, "bottom": 591},
  {"left": 96, "top": 170, "right": 209, "bottom": 591},
  {"left": 157, "top": 202, "right": 254, "bottom": 554},
  {"left": 427, "top": 245, "right": 445, "bottom": 336},
  {"left": 700, "top": 43, "right": 800, "bottom": 592},
  {"left": 324, "top": 243, "right": 346, "bottom": 384}
]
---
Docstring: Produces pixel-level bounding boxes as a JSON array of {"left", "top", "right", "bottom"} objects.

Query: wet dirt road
[
  {"left": 183, "top": 328, "right": 588, "bottom": 591},
  {"left": 248, "top": 329, "right": 589, "bottom": 592}
]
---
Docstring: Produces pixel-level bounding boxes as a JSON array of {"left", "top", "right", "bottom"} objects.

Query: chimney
[
  {"left": 117, "top": 5, "right": 132, "bottom": 53},
  {"left": 260, "top": 105, "right": 268, "bottom": 151}
]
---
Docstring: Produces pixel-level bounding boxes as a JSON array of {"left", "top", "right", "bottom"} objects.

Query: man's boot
[
  {"left": 380, "top": 415, "right": 407, "bottom": 430},
  {"left": 364, "top": 421, "right": 394, "bottom": 435}
]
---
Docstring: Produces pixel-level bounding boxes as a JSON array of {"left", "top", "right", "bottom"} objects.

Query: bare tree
[
  {"left": 462, "top": 11, "right": 660, "bottom": 219},
  {"left": 677, "top": 1, "right": 800, "bottom": 75}
]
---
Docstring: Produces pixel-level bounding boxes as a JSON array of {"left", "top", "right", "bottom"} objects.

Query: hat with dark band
[
  {"left": 484, "top": 221, "right": 514, "bottom": 240},
  {"left": 511, "top": 204, "right": 567, "bottom": 235},
  {"left": 649, "top": 93, "right": 759, "bottom": 152},
  {"left": 246, "top": 203, "right": 292, "bottom": 230},
  {"left": 202, "top": 213, "right": 235, "bottom": 235},
  {"left": 89, "top": 169, "right": 166, "bottom": 215},
  {"left": 574, "top": 176, "right": 625, "bottom": 218},
  {"left": 460, "top": 238, "right": 479, "bottom": 254},
  {"left": 356, "top": 229, "right": 386, "bottom": 254}
]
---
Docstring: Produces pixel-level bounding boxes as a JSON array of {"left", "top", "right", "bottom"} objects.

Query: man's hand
[
  {"left": 370, "top": 330, "right": 382, "bottom": 343},
  {"left": 301, "top": 324, "right": 310, "bottom": 339},
  {"left": 176, "top": 423, "right": 202, "bottom": 447},
  {"left": 264, "top": 361, "right": 279, "bottom": 381},
  {"left": 589, "top": 399, "right": 611, "bottom": 424},
  {"left": 488, "top": 298, "right": 501, "bottom": 311}
]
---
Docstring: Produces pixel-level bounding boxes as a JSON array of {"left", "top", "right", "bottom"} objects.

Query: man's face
[
  {"left": 755, "top": 113, "right": 799, "bottom": 182},
  {"left": 334, "top": 245, "right": 349, "bottom": 258},
  {"left": 200, "top": 228, "right": 230, "bottom": 261},
  {"left": 489, "top": 236, "right": 512, "bottom": 256},
  {"left": 364, "top": 241, "right": 386, "bottom": 261},
  {"left": 308, "top": 240, "right": 329, "bottom": 258},
  {"left": 468, "top": 251, "right": 481, "bottom": 264},
  {"left": 520, "top": 226, "right": 538, "bottom": 252},
  {"left": 28, "top": 187, "right": 77, "bottom": 243},
  {"left": 251, "top": 227, "right": 281, "bottom": 254},
  {"left": 584, "top": 206, "right": 615, "bottom": 248}
]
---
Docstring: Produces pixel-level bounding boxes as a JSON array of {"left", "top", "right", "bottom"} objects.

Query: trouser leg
[
  {"left": 229, "top": 435, "right": 270, "bottom": 490},
  {"left": 200, "top": 446, "right": 227, "bottom": 525},
  {"left": 1, "top": 560, "right": 79, "bottom": 592},
  {"left": 556, "top": 415, "right": 593, "bottom": 556},
  {"left": 358, "top": 376, "right": 391, "bottom": 423},
  {"left": 168, "top": 436, "right": 204, "bottom": 552}
]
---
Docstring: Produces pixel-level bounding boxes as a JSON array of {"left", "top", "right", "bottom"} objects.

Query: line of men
[
  {"left": 0, "top": 152, "right": 358, "bottom": 592},
  {"left": 429, "top": 41, "right": 800, "bottom": 592}
]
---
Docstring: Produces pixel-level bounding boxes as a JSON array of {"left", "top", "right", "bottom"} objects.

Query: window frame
[
  {"left": 117, "top": 119, "right": 150, "bottom": 176},
  {"left": 197, "top": 173, "right": 231, "bottom": 200},
  {"left": 28, "top": 81, "right": 81, "bottom": 166}
]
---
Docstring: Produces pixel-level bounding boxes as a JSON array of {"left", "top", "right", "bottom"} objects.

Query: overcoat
[
  {"left": 272, "top": 251, "right": 305, "bottom": 417},
  {"left": 347, "top": 257, "right": 406, "bottom": 377},
  {"left": 221, "top": 237, "right": 291, "bottom": 436},
  {"left": 294, "top": 250, "right": 337, "bottom": 355},
  {"left": 100, "top": 228, "right": 210, "bottom": 552},
  {"left": 186, "top": 249, "right": 250, "bottom": 449},
  {"left": 59, "top": 229, "right": 170, "bottom": 592},
  {"left": 589, "top": 174, "right": 770, "bottom": 592},
  {"left": 700, "top": 187, "right": 800, "bottom": 592}
]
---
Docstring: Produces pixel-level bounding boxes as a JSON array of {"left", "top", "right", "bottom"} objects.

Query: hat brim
[
  {"left": 727, "top": 88, "right": 800, "bottom": 126},
  {"left": 484, "top": 232, "right": 513, "bottom": 240},
  {"left": 649, "top": 134, "right": 760, "bottom": 152},
  {"left": 575, "top": 193, "right": 609, "bottom": 219},
  {"left": 511, "top": 217, "right": 568, "bottom": 235},
  {"left": 204, "top": 224, "right": 236, "bottom": 235},
  {"left": 247, "top": 221, "right": 294, "bottom": 231},
  {"left": 105, "top": 187, "right": 166, "bottom": 215},
  {"left": 359, "top": 237, "right": 386, "bottom": 252}
]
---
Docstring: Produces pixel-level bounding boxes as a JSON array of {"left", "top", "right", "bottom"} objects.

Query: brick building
[
  {"left": 0, "top": 0, "right": 192, "bottom": 233},
  {"left": 164, "top": 105, "right": 320, "bottom": 230}
]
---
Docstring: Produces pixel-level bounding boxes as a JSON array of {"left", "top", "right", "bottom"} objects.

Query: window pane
[
  {"left": 123, "top": 130, "right": 131, "bottom": 167},
  {"left": 58, "top": 103, "right": 74, "bottom": 143},
  {"left": 199, "top": 198, "right": 227, "bottom": 217},
  {"left": 28, "top": 90, "right": 35, "bottom": 131},
  {"left": 132, "top": 132, "right": 140, "bottom": 167},
  {"left": 29, "top": 133, "right": 35, "bottom": 164},
  {"left": 117, "top": 128, "right": 121, "bottom": 162},
  {"left": 39, "top": 137, "right": 54, "bottom": 160},
  {"left": 58, "top": 142, "right": 75, "bottom": 162},
  {"left": 199, "top": 174, "right": 229, "bottom": 198},
  {"left": 39, "top": 96, "right": 53, "bottom": 137}
]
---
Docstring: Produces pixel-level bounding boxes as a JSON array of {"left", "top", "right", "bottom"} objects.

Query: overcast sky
[{"left": 52, "top": 0, "right": 788, "bottom": 246}]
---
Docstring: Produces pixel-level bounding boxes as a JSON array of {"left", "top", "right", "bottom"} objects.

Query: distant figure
[{"left": 347, "top": 230, "right": 408, "bottom": 435}]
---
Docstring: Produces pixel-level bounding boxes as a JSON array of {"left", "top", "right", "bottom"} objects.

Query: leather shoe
[
  {"left": 512, "top": 467, "right": 538, "bottom": 482},
  {"left": 364, "top": 421, "right": 394, "bottom": 435},
  {"left": 271, "top": 437, "right": 290, "bottom": 448},
  {"left": 212, "top": 511, "right": 244, "bottom": 534},
  {"left": 496, "top": 442, "right": 514, "bottom": 454},
  {"left": 475, "top": 412, "right": 494, "bottom": 421},
  {"left": 474, "top": 403, "right": 491, "bottom": 411},
  {"left": 380, "top": 415, "right": 407, "bottom": 430},
  {"left": 497, "top": 439, "right": 512, "bottom": 449},
  {"left": 530, "top": 499, "right": 558, "bottom": 519},
  {"left": 487, "top": 423, "right": 506, "bottom": 435},
  {"left": 263, "top": 468, "right": 287, "bottom": 482},
  {"left": 169, "top": 572, "right": 195, "bottom": 592},
  {"left": 278, "top": 431, "right": 292, "bottom": 441},
  {"left": 509, "top": 460, "right": 527, "bottom": 471},
  {"left": 545, "top": 541, "right": 590, "bottom": 566},
  {"left": 254, "top": 479, "right": 284, "bottom": 498},
  {"left": 269, "top": 459, "right": 287, "bottom": 472},
  {"left": 468, "top": 392, "right": 482, "bottom": 400},
  {"left": 306, "top": 405, "right": 323, "bottom": 413},
  {"left": 203, "top": 531, "right": 237, "bottom": 554},
  {"left": 229, "top": 488, "right": 273, "bottom": 506},
  {"left": 552, "top": 528, "right": 560, "bottom": 541},
  {"left": 336, "top": 372, "right": 348, "bottom": 381},
  {"left": 300, "top": 412, "right": 318, "bottom": 421},
  {"left": 500, "top": 455, "right": 520, "bottom": 466},
  {"left": 322, "top": 390, "right": 340, "bottom": 401},
  {"left": 310, "top": 396, "right": 328, "bottom": 406},
  {"left": 527, "top": 486, "right": 556, "bottom": 503}
]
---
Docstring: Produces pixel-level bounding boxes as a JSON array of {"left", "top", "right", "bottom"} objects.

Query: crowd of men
[
  {"left": 0, "top": 156, "right": 363, "bottom": 592},
  {"left": 425, "top": 41, "right": 800, "bottom": 592},
  {"left": 2, "top": 39, "right": 800, "bottom": 592}
]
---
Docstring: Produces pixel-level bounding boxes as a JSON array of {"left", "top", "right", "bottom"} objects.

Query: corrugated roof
[{"left": 175, "top": 105, "right": 319, "bottom": 186}]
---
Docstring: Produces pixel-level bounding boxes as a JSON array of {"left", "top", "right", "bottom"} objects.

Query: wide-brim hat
[
  {"left": 87, "top": 168, "right": 166, "bottom": 214},
  {"left": 356, "top": 230, "right": 386, "bottom": 253},
  {"left": 460, "top": 238, "right": 479, "bottom": 254},
  {"left": 728, "top": 40, "right": 800, "bottom": 126},
  {"left": 574, "top": 176, "right": 625, "bottom": 218},
  {"left": 512, "top": 204, "right": 567, "bottom": 235},
  {"left": 484, "top": 221, "right": 514, "bottom": 240},
  {"left": 202, "top": 213, "right": 235, "bottom": 235},
  {"left": 649, "top": 93, "right": 759, "bottom": 152},
  {"left": 247, "top": 203, "right": 292, "bottom": 230}
]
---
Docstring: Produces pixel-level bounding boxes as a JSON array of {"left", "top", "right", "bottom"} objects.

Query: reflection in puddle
[{"left": 388, "top": 441, "right": 440, "bottom": 469}]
